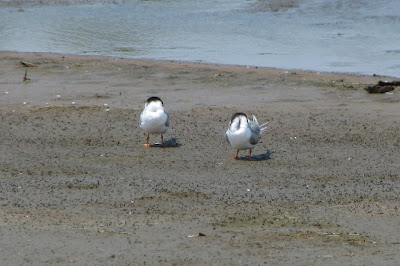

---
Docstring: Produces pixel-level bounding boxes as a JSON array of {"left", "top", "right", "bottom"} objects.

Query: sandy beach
[{"left": 1, "top": 51, "right": 399, "bottom": 265}]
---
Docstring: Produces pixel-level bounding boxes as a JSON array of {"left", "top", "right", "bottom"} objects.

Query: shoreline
[
  {"left": 1, "top": 51, "right": 399, "bottom": 110},
  {"left": 1, "top": 51, "right": 399, "bottom": 265},
  {"left": 2, "top": 50, "right": 400, "bottom": 79}
]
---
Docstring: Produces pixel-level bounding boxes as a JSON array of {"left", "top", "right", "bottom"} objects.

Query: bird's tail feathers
[
  {"left": 252, "top": 115, "right": 269, "bottom": 134},
  {"left": 260, "top": 124, "right": 269, "bottom": 134}
]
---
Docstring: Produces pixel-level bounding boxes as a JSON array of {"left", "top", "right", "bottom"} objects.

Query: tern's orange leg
[
  {"left": 231, "top": 150, "right": 240, "bottom": 160},
  {"left": 248, "top": 149, "right": 252, "bottom": 161},
  {"left": 161, "top": 134, "right": 165, "bottom": 147},
  {"left": 143, "top": 133, "right": 151, "bottom": 148}
]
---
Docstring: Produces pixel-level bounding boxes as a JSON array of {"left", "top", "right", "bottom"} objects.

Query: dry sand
[{"left": 1, "top": 52, "right": 399, "bottom": 265}]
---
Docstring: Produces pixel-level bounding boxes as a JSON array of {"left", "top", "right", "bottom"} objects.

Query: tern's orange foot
[
  {"left": 231, "top": 157, "right": 239, "bottom": 160},
  {"left": 143, "top": 143, "right": 151, "bottom": 148}
]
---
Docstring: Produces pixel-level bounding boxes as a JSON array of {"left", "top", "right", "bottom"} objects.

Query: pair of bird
[{"left": 139, "top": 96, "right": 269, "bottom": 160}]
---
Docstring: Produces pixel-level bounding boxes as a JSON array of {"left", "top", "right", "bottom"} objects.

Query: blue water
[{"left": 1, "top": 0, "right": 399, "bottom": 77}]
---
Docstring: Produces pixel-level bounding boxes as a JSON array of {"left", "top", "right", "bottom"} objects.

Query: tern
[
  {"left": 139, "top": 96, "right": 169, "bottom": 147},
  {"left": 225, "top": 112, "right": 269, "bottom": 160}
]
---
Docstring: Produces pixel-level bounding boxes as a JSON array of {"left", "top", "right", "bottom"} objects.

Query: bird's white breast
[
  {"left": 226, "top": 117, "right": 255, "bottom": 150},
  {"left": 140, "top": 103, "right": 168, "bottom": 134}
]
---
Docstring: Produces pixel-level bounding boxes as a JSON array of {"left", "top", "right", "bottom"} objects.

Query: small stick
[
  {"left": 23, "top": 69, "right": 30, "bottom": 82},
  {"left": 20, "top": 61, "right": 36, "bottom": 67}
]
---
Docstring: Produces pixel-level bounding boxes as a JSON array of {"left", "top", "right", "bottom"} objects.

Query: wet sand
[{"left": 1, "top": 52, "right": 399, "bottom": 265}]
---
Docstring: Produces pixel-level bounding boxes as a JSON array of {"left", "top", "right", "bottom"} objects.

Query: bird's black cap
[
  {"left": 230, "top": 112, "right": 247, "bottom": 121},
  {"left": 146, "top": 96, "right": 163, "bottom": 105}
]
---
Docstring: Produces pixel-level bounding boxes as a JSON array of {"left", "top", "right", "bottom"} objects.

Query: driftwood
[
  {"left": 365, "top": 85, "right": 394, "bottom": 93},
  {"left": 365, "top": 80, "right": 399, "bottom": 93}
]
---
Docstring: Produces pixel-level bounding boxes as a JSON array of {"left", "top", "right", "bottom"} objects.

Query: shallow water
[{"left": 1, "top": 0, "right": 399, "bottom": 77}]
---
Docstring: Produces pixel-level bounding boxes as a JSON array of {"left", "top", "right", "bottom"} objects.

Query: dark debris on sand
[{"left": 365, "top": 80, "right": 400, "bottom": 93}]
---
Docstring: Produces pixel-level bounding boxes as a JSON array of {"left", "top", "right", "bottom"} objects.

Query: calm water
[{"left": 1, "top": 0, "right": 399, "bottom": 77}]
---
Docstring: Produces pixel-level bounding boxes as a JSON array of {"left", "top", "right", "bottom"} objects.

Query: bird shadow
[
  {"left": 240, "top": 150, "right": 274, "bottom": 161},
  {"left": 148, "top": 138, "right": 181, "bottom": 148}
]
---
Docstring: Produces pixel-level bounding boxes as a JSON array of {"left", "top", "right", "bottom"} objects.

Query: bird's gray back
[
  {"left": 165, "top": 110, "right": 170, "bottom": 127},
  {"left": 249, "top": 121, "right": 260, "bottom": 145}
]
